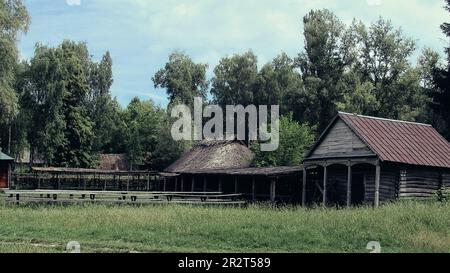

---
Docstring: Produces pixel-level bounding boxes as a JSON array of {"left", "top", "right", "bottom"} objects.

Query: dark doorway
[{"left": 352, "top": 173, "right": 365, "bottom": 205}]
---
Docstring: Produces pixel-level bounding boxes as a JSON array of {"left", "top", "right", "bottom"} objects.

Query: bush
[{"left": 436, "top": 186, "right": 450, "bottom": 203}]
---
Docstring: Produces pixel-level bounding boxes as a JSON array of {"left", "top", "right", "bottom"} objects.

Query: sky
[{"left": 18, "top": 0, "right": 449, "bottom": 107}]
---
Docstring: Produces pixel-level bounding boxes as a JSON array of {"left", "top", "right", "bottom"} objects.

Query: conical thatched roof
[{"left": 165, "top": 140, "right": 254, "bottom": 173}]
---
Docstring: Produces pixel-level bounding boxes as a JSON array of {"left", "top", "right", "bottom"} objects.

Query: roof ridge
[{"left": 338, "top": 112, "right": 432, "bottom": 127}]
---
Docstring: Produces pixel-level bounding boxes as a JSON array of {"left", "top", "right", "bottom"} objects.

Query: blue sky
[{"left": 18, "top": 0, "right": 449, "bottom": 107}]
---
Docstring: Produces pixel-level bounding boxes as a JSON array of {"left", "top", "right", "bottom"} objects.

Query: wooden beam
[
  {"left": 375, "top": 161, "right": 380, "bottom": 208},
  {"left": 174, "top": 177, "right": 178, "bottom": 192},
  {"left": 180, "top": 177, "right": 183, "bottom": 192},
  {"left": 323, "top": 165, "right": 327, "bottom": 205},
  {"left": 203, "top": 176, "right": 207, "bottom": 192},
  {"left": 234, "top": 177, "right": 238, "bottom": 194},
  {"left": 191, "top": 176, "right": 195, "bottom": 192},
  {"left": 218, "top": 177, "right": 222, "bottom": 193},
  {"left": 270, "top": 179, "right": 276, "bottom": 202},
  {"left": 347, "top": 161, "right": 352, "bottom": 208},
  {"left": 302, "top": 167, "right": 307, "bottom": 207},
  {"left": 252, "top": 177, "right": 256, "bottom": 201},
  {"left": 7, "top": 162, "right": 11, "bottom": 189}
]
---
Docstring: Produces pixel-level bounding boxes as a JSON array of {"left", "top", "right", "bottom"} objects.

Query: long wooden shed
[{"left": 302, "top": 112, "right": 450, "bottom": 207}]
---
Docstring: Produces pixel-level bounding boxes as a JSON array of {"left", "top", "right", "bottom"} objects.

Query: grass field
[{"left": 0, "top": 196, "right": 449, "bottom": 253}]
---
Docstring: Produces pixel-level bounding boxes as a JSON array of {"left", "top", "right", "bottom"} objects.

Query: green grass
[{"left": 0, "top": 196, "right": 449, "bottom": 253}]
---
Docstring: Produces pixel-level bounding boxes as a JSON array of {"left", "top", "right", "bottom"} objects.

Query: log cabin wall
[
  {"left": 399, "top": 167, "right": 442, "bottom": 199},
  {"left": 363, "top": 164, "right": 399, "bottom": 203},
  {"left": 442, "top": 172, "right": 450, "bottom": 188}
]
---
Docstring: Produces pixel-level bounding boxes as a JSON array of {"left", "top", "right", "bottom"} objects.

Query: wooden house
[
  {"left": 0, "top": 150, "right": 14, "bottom": 189},
  {"left": 302, "top": 112, "right": 450, "bottom": 207}
]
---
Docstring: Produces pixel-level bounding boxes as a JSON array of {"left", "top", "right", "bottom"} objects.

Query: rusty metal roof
[{"left": 338, "top": 112, "right": 450, "bottom": 168}]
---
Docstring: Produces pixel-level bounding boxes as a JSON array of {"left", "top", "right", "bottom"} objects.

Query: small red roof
[{"left": 339, "top": 112, "right": 450, "bottom": 168}]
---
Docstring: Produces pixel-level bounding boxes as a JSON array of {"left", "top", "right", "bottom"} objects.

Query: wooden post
[
  {"left": 127, "top": 175, "right": 130, "bottom": 192},
  {"left": 104, "top": 174, "right": 107, "bottom": 191},
  {"left": 191, "top": 176, "right": 195, "bottom": 192},
  {"left": 302, "top": 167, "right": 307, "bottom": 207},
  {"left": 174, "top": 177, "right": 178, "bottom": 192},
  {"left": 218, "top": 177, "right": 222, "bottom": 192},
  {"left": 180, "top": 177, "right": 183, "bottom": 192},
  {"left": 375, "top": 161, "right": 380, "bottom": 208},
  {"left": 323, "top": 164, "right": 327, "bottom": 205},
  {"left": 270, "top": 179, "right": 276, "bottom": 202},
  {"left": 252, "top": 177, "right": 256, "bottom": 201},
  {"left": 146, "top": 173, "right": 150, "bottom": 191},
  {"left": 7, "top": 162, "right": 11, "bottom": 189},
  {"left": 234, "top": 177, "right": 238, "bottom": 194},
  {"left": 347, "top": 161, "right": 352, "bottom": 208},
  {"left": 203, "top": 176, "right": 207, "bottom": 192}
]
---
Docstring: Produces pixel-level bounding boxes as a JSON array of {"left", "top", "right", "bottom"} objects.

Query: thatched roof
[
  {"left": 99, "top": 154, "right": 130, "bottom": 171},
  {"left": 165, "top": 140, "right": 254, "bottom": 173}
]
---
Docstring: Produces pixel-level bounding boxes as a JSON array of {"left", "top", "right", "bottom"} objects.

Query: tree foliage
[
  {"left": 153, "top": 51, "right": 208, "bottom": 109},
  {"left": 251, "top": 114, "right": 315, "bottom": 167}
]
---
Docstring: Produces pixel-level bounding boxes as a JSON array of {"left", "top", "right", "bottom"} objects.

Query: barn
[
  {"left": 302, "top": 112, "right": 450, "bottom": 207},
  {"left": 0, "top": 150, "right": 14, "bottom": 189}
]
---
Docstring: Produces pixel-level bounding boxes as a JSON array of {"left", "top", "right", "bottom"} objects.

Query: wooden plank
[
  {"left": 323, "top": 165, "right": 327, "bottom": 205},
  {"left": 302, "top": 167, "right": 307, "bottom": 207},
  {"left": 252, "top": 177, "right": 256, "bottom": 201},
  {"left": 347, "top": 162, "right": 352, "bottom": 207},
  {"left": 374, "top": 162, "right": 380, "bottom": 208},
  {"left": 270, "top": 179, "right": 276, "bottom": 202}
]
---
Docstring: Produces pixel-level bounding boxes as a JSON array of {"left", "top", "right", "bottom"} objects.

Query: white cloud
[
  {"left": 66, "top": 0, "right": 81, "bottom": 6},
  {"left": 367, "top": 0, "right": 382, "bottom": 6}
]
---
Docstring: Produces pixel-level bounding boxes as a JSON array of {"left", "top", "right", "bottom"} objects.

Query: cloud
[
  {"left": 66, "top": 0, "right": 81, "bottom": 6},
  {"left": 367, "top": 0, "right": 382, "bottom": 6}
]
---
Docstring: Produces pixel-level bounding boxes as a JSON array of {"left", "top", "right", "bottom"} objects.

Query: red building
[{"left": 0, "top": 150, "right": 13, "bottom": 189}]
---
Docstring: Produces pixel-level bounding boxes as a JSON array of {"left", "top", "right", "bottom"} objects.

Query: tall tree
[
  {"left": 296, "top": 9, "right": 355, "bottom": 131},
  {"left": 0, "top": 0, "right": 30, "bottom": 153},
  {"left": 255, "top": 53, "right": 304, "bottom": 117},
  {"left": 153, "top": 51, "right": 208, "bottom": 109},
  {"left": 430, "top": 0, "right": 450, "bottom": 139},
  {"left": 211, "top": 51, "right": 259, "bottom": 106},
  {"left": 87, "top": 51, "right": 120, "bottom": 153},
  {"left": 122, "top": 97, "right": 165, "bottom": 170},
  {"left": 22, "top": 41, "right": 105, "bottom": 168}
]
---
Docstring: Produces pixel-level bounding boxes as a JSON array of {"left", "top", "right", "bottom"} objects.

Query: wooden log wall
[
  {"left": 399, "top": 167, "right": 441, "bottom": 199},
  {"left": 442, "top": 172, "right": 450, "bottom": 188},
  {"left": 360, "top": 164, "right": 398, "bottom": 203}
]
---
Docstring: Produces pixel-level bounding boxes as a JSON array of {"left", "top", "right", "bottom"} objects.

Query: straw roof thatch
[
  {"left": 99, "top": 154, "right": 130, "bottom": 171},
  {"left": 165, "top": 140, "right": 254, "bottom": 173}
]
